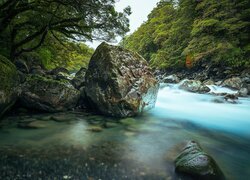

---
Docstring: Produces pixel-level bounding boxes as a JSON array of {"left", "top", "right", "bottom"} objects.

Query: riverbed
[{"left": 0, "top": 83, "right": 250, "bottom": 179}]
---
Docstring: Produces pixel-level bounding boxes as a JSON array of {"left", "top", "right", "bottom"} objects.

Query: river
[{"left": 0, "top": 83, "right": 249, "bottom": 179}]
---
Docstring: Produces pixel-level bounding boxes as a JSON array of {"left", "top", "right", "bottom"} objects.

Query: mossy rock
[
  {"left": 85, "top": 42, "right": 159, "bottom": 117},
  {"left": 175, "top": 141, "right": 225, "bottom": 180},
  {"left": 20, "top": 74, "right": 80, "bottom": 112},
  {"left": 0, "top": 55, "right": 19, "bottom": 118}
]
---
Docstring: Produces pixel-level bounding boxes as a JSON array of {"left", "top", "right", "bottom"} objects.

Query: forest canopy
[
  {"left": 122, "top": 0, "right": 250, "bottom": 71},
  {"left": 0, "top": 0, "right": 131, "bottom": 71}
]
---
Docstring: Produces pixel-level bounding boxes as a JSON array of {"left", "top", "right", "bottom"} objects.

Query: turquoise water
[{"left": 0, "top": 84, "right": 250, "bottom": 179}]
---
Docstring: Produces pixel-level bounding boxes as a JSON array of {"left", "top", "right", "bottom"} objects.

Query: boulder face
[
  {"left": 0, "top": 55, "right": 19, "bottom": 118},
  {"left": 222, "top": 77, "right": 243, "bottom": 90},
  {"left": 175, "top": 141, "right": 225, "bottom": 180},
  {"left": 71, "top": 67, "right": 87, "bottom": 89},
  {"left": 20, "top": 75, "right": 80, "bottom": 112},
  {"left": 179, "top": 79, "right": 210, "bottom": 93},
  {"left": 85, "top": 42, "right": 159, "bottom": 117}
]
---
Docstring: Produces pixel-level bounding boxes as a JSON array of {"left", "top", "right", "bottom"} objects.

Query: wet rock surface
[
  {"left": 20, "top": 75, "right": 80, "bottom": 112},
  {"left": 179, "top": 79, "right": 210, "bottom": 93},
  {"left": 71, "top": 67, "right": 87, "bottom": 89},
  {"left": 175, "top": 141, "right": 225, "bottom": 180},
  {"left": 85, "top": 42, "right": 159, "bottom": 117}
]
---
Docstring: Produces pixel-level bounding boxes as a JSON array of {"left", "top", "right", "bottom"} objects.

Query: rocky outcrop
[
  {"left": 179, "top": 79, "right": 210, "bottom": 93},
  {"left": 162, "top": 74, "right": 180, "bottom": 83},
  {"left": 85, "top": 42, "right": 159, "bottom": 117},
  {"left": 20, "top": 75, "right": 80, "bottom": 112},
  {"left": 221, "top": 77, "right": 243, "bottom": 90},
  {"left": 0, "top": 55, "right": 19, "bottom": 118},
  {"left": 175, "top": 141, "right": 225, "bottom": 180},
  {"left": 71, "top": 67, "right": 87, "bottom": 89}
]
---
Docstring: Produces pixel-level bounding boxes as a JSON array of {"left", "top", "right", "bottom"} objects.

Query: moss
[
  {"left": 0, "top": 55, "right": 18, "bottom": 91},
  {"left": 0, "top": 55, "right": 18, "bottom": 117}
]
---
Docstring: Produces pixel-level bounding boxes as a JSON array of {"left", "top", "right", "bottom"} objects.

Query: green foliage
[
  {"left": 0, "top": 0, "right": 130, "bottom": 61},
  {"left": 123, "top": 0, "right": 250, "bottom": 70}
]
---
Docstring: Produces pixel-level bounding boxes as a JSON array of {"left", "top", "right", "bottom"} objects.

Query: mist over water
[
  {"left": 0, "top": 83, "right": 250, "bottom": 179},
  {"left": 152, "top": 84, "right": 250, "bottom": 137}
]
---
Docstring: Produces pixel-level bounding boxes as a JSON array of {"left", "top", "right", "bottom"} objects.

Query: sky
[{"left": 87, "top": 0, "right": 160, "bottom": 48}]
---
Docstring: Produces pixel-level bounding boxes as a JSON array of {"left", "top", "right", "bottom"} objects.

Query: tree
[{"left": 0, "top": 0, "right": 131, "bottom": 60}]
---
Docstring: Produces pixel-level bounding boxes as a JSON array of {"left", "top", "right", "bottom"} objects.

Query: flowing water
[{"left": 0, "top": 83, "right": 250, "bottom": 179}]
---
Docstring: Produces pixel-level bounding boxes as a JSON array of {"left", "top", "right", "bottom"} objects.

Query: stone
[
  {"left": 87, "top": 126, "right": 103, "bottom": 132},
  {"left": 18, "top": 120, "right": 47, "bottom": 129},
  {"left": 0, "top": 55, "right": 19, "bottom": 118},
  {"left": 175, "top": 141, "right": 225, "bottom": 180},
  {"left": 222, "top": 77, "right": 243, "bottom": 90},
  {"left": 84, "top": 42, "right": 159, "bottom": 117},
  {"left": 162, "top": 74, "right": 180, "bottom": 83},
  {"left": 71, "top": 67, "right": 87, "bottom": 89},
  {"left": 239, "top": 88, "right": 248, "bottom": 97},
  {"left": 179, "top": 79, "right": 210, "bottom": 93},
  {"left": 224, "top": 94, "right": 238, "bottom": 104},
  {"left": 50, "top": 67, "right": 70, "bottom": 76},
  {"left": 203, "top": 79, "right": 214, "bottom": 86},
  {"left": 20, "top": 75, "right": 80, "bottom": 112}
]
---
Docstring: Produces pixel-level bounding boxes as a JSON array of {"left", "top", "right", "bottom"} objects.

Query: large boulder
[
  {"left": 85, "top": 42, "right": 159, "bottom": 117},
  {"left": 179, "top": 79, "right": 210, "bottom": 93},
  {"left": 20, "top": 75, "right": 80, "bottom": 112},
  {"left": 221, "top": 77, "right": 243, "bottom": 90},
  {"left": 175, "top": 141, "right": 225, "bottom": 180},
  {"left": 0, "top": 55, "right": 19, "bottom": 118},
  {"left": 71, "top": 67, "right": 87, "bottom": 89}
]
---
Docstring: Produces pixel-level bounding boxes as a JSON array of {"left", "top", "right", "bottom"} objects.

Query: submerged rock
[
  {"left": 85, "top": 42, "right": 159, "bottom": 117},
  {"left": 179, "top": 79, "right": 210, "bottom": 93},
  {"left": 87, "top": 126, "right": 103, "bottom": 132},
  {"left": 18, "top": 120, "right": 47, "bottom": 129},
  {"left": 0, "top": 55, "right": 19, "bottom": 118},
  {"left": 20, "top": 75, "right": 80, "bottom": 112},
  {"left": 175, "top": 141, "right": 225, "bottom": 180}
]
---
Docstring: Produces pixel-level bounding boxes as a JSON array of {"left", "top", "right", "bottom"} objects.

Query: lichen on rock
[{"left": 84, "top": 42, "right": 159, "bottom": 117}]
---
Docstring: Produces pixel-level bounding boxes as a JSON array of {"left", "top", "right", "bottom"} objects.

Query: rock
[
  {"left": 71, "top": 67, "right": 87, "bottom": 89},
  {"left": 203, "top": 79, "right": 214, "bottom": 86},
  {"left": 30, "top": 66, "right": 46, "bottom": 75},
  {"left": 222, "top": 77, "right": 243, "bottom": 90},
  {"left": 84, "top": 42, "right": 159, "bottom": 117},
  {"left": 0, "top": 55, "right": 19, "bottom": 118},
  {"left": 239, "top": 88, "right": 248, "bottom": 97},
  {"left": 104, "top": 122, "right": 118, "bottom": 128},
  {"left": 162, "top": 74, "right": 180, "bottom": 83},
  {"left": 18, "top": 120, "right": 47, "bottom": 129},
  {"left": 224, "top": 94, "right": 238, "bottom": 104},
  {"left": 120, "top": 118, "right": 137, "bottom": 126},
  {"left": 247, "top": 84, "right": 250, "bottom": 95},
  {"left": 14, "top": 59, "right": 29, "bottom": 73},
  {"left": 179, "top": 79, "right": 210, "bottom": 93},
  {"left": 87, "top": 126, "right": 103, "bottom": 132},
  {"left": 215, "top": 81, "right": 222, "bottom": 86},
  {"left": 20, "top": 75, "right": 80, "bottom": 112},
  {"left": 175, "top": 141, "right": 225, "bottom": 180},
  {"left": 50, "top": 67, "right": 70, "bottom": 76}
]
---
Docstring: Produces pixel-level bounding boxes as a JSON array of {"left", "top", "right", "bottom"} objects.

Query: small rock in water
[
  {"left": 87, "top": 126, "right": 103, "bottom": 132},
  {"left": 224, "top": 94, "right": 238, "bottom": 104},
  {"left": 18, "top": 120, "right": 47, "bottom": 129},
  {"left": 174, "top": 140, "right": 225, "bottom": 180}
]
